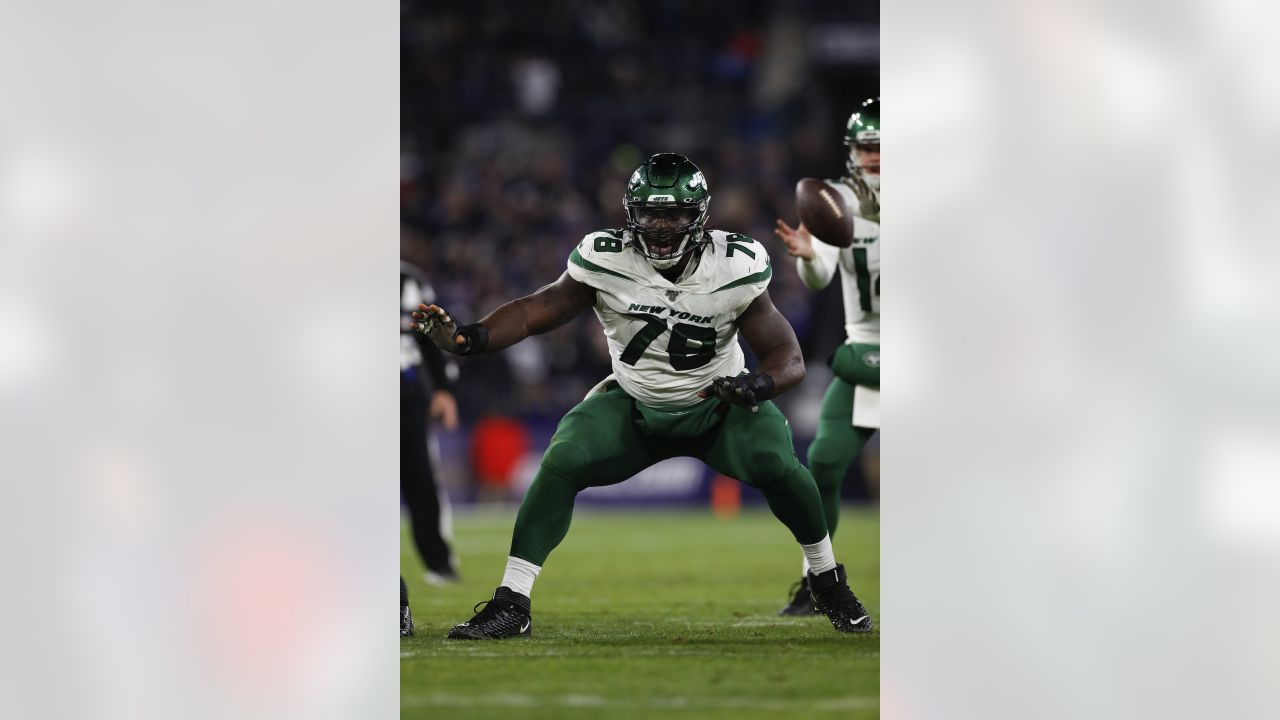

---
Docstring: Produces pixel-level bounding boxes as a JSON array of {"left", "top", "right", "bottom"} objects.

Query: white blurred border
[
  {"left": 886, "top": 0, "right": 1280, "bottom": 718},
  {"left": 0, "top": 2, "right": 397, "bottom": 718}
]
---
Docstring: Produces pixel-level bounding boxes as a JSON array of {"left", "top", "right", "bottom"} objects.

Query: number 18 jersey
[{"left": 566, "top": 229, "right": 772, "bottom": 410}]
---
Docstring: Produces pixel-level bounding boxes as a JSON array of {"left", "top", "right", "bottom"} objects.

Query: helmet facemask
[
  {"left": 846, "top": 141, "right": 880, "bottom": 191},
  {"left": 624, "top": 201, "right": 709, "bottom": 270}
]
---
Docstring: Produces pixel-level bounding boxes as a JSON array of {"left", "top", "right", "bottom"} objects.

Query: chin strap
[{"left": 632, "top": 231, "right": 708, "bottom": 268}]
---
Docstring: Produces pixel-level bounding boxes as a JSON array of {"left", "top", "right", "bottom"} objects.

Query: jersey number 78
[{"left": 619, "top": 313, "right": 716, "bottom": 370}]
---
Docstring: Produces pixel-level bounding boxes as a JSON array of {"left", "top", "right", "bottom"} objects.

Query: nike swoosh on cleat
[{"left": 519, "top": 620, "right": 530, "bottom": 633}]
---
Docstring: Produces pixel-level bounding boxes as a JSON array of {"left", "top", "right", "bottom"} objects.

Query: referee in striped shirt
[{"left": 401, "top": 261, "right": 460, "bottom": 583}]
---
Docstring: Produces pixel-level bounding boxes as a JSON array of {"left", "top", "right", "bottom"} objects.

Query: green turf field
[{"left": 401, "top": 506, "right": 879, "bottom": 720}]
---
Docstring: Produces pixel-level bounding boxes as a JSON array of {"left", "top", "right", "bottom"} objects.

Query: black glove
[
  {"left": 701, "top": 372, "right": 775, "bottom": 414},
  {"left": 411, "top": 303, "right": 488, "bottom": 355}
]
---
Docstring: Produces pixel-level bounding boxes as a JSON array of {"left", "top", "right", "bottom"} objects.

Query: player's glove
[
  {"left": 700, "top": 372, "right": 775, "bottom": 414},
  {"left": 410, "top": 303, "right": 488, "bottom": 355}
]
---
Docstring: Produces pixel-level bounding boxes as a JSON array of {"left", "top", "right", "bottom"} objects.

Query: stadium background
[{"left": 402, "top": 0, "right": 879, "bottom": 510}]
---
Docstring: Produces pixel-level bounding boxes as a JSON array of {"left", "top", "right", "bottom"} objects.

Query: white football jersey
[
  {"left": 566, "top": 229, "right": 772, "bottom": 410},
  {"left": 795, "top": 178, "right": 880, "bottom": 344}
]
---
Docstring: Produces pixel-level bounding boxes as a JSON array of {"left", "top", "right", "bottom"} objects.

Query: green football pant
[
  {"left": 807, "top": 342, "right": 879, "bottom": 538},
  {"left": 510, "top": 385, "right": 829, "bottom": 566}
]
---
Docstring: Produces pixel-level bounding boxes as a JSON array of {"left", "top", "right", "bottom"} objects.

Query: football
[{"left": 796, "top": 177, "right": 854, "bottom": 248}]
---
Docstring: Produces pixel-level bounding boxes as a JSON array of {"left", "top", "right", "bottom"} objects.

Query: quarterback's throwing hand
[
  {"left": 699, "top": 373, "right": 775, "bottom": 414},
  {"left": 773, "top": 219, "right": 815, "bottom": 261},
  {"left": 411, "top": 303, "right": 487, "bottom": 355}
]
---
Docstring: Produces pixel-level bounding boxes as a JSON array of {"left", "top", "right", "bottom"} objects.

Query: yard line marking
[{"left": 403, "top": 693, "right": 879, "bottom": 711}]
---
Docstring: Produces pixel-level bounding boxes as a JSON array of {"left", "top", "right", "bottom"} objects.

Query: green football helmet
[
  {"left": 845, "top": 97, "right": 880, "bottom": 189},
  {"left": 623, "top": 153, "right": 711, "bottom": 270}
]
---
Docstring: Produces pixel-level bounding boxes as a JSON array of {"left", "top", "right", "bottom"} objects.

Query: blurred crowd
[{"left": 402, "top": 0, "right": 878, "bottom": 422}]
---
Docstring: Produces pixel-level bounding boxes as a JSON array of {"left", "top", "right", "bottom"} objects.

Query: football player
[
  {"left": 773, "top": 98, "right": 881, "bottom": 615},
  {"left": 414, "top": 153, "right": 874, "bottom": 638}
]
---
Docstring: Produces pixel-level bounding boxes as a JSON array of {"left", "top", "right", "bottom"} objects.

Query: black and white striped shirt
[{"left": 401, "top": 262, "right": 456, "bottom": 391}]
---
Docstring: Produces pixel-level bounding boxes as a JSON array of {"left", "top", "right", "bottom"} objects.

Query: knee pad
[
  {"left": 541, "top": 438, "right": 591, "bottom": 479},
  {"left": 751, "top": 448, "right": 788, "bottom": 477},
  {"left": 807, "top": 464, "right": 847, "bottom": 502},
  {"left": 807, "top": 439, "right": 847, "bottom": 478},
  {"left": 746, "top": 449, "right": 797, "bottom": 489}
]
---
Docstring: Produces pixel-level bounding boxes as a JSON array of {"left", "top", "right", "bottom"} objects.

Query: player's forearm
[
  {"left": 757, "top": 343, "right": 806, "bottom": 396},
  {"left": 795, "top": 242, "right": 838, "bottom": 290},
  {"left": 473, "top": 297, "right": 535, "bottom": 352},
  {"left": 474, "top": 279, "right": 589, "bottom": 352}
]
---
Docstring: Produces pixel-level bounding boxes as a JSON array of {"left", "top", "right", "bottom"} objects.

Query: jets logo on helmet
[
  {"left": 845, "top": 97, "right": 880, "bottom": 191},
  {"left": 623, "top": 153, "right": 711, "bottom": 270}
]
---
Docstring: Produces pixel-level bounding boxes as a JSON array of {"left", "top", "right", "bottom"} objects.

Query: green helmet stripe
[{"left": 845, "top": 97, "right": 881, "bottom": 145}]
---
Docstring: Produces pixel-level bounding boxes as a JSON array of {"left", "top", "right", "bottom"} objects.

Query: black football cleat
[
  {"left": 401, "top": 603, "right": 415, "bottom": 638},
  {"left": 400, "top": 576, "right": 414, "bottom": 638},
  {"left": 446, "top": 587, "right": 532, "bottom": 640},
  {"left": 809, "top": 564, "right": 874, "bottom": 633},
  {"left": 778, "top": 576, "right": 818, "bottom": 616}
]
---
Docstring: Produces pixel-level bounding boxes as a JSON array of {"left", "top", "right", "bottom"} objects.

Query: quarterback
[
  {"left": 414, "top": 153, "right": 874, "bottom": 638},
  {"left": 773, "top": 98, "right": 881, "bottom": 615}
]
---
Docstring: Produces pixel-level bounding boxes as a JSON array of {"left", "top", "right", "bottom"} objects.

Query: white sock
[
  {"left": 500, "top": 556, "right": 541, "bottom": 598},
  {"left": 800, "top": 535, "right": 837, "bottom": 575},
  {"left": 801, "top": 555, "right": 811, "bottom": 575}
]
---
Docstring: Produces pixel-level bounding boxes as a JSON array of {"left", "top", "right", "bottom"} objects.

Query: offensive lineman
[
  {"left": 773, "top": 98, "right": 881, "bottom": 615},
  {"left": 414, "top": 153, "right": 874, "bottom": 639}
]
